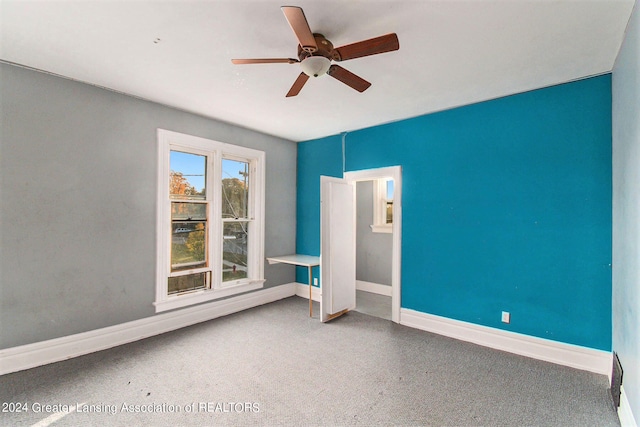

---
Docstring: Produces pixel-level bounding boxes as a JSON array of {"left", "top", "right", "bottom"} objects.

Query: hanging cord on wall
[{"left": 341, "top": 131, "right": 348, "bottom": 174}]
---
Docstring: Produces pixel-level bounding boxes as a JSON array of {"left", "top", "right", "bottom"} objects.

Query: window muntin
[{"left": 156, "top": 130, "right": 265, "bottom": 312}]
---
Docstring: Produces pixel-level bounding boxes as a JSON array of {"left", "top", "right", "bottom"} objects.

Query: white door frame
[{"left": 344, "top": 166, "right": 402, "bottom": 323}]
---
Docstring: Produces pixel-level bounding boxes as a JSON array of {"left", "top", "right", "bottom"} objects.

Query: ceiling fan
[{"left": 232, "top": 6, "right": 399, "bottom": 97}]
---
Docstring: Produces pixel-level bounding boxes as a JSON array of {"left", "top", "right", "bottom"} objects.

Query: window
[
  {"left": 371, "top": 178, "right": 393, "bottom": 233},
  {"left": 156, "top": 130, "right": 265, "bottom": 312}
]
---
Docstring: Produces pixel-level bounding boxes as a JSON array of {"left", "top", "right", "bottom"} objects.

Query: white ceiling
[{"left": 0, "top": 1, "right": 634, "bottom": 142}]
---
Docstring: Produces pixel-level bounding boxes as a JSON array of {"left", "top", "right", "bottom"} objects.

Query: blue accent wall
[
  {"left": 295, "top": 135, "right": 343, "bottom": 285},
  {"left": 297, "top": 75, "right": 612, "bottom": 350}
]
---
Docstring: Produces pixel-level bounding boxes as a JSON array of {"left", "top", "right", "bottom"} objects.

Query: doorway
[
  {"left": 344, "top": 166, "right": 401, "bottom": 323},
  {"left": 353, "top": 179, "right": 393, "bottom": 320}
]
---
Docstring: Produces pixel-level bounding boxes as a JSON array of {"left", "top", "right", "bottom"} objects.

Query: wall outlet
[
  {"left": 501, "top": 311, "right": 511, "bottom": 324},
  {"left": 313, "top": 278, "right": 318, "bottom": 287}
]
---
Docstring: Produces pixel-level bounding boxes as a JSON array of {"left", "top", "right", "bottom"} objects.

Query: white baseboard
[
  {"left": 400, "top": 308, "right": 612, "bottom": 377},
  {"left": 0, "top": 283, "right": 297, "bottom": 376},
  {"left": 295, "top": 282, "right": 321, "bottom": 301},
  {"left": 619, "top": 386, "right": 639, "bottom": 427},
  {"left": 356, "top": 280, "right": 392, "bottom": 296},
  {"left": 295, "top": 281, "right": 391, "bottom": 300}
]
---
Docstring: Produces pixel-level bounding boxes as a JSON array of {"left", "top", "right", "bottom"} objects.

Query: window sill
[
  {"left": 154, "top": 279, "right": 265, "bottom": 313},
  {"left": 370, "top": 224, "right": 392, "bottom": 234}
]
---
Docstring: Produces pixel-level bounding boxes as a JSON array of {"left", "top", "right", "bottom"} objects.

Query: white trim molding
[
  {"left": 0, "top": 284, "right": 297, "bottom": 376},
  {"left": 296, "top": 280, "right": 392, "bottom": 303},
  {"left": 619, "top": 386, "right": 639, "bottom": 427},
  {"left": 295, "top": 282, "right": 322, "bottom": 302},
  {"left": 154, "top": 280, "right": 265, "bottom": 313},
  {"left": 370, "top": 224, "right": 392, "bottom": 234},
  {"left": 400, "top": 308, "right": 613, "bottom": 377},
  {"left": 371, "top": 177, "right": 393, "bottom": 233},
  {"left": 155, "top": 129, "right": 266, "bottom": 313},
  {"left": 356, "top": 280, "right": 393, "bottom": 297}
]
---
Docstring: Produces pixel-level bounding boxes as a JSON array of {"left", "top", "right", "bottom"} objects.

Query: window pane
[
  {"left": 222, "top": 158, "right": 249, "bottom": 219},
  {"left": 171, "top": 202, "right": 206, "bottom": 221},
  {"left": 170, "top": 151, "right": 206, "bottom": 199},
  {"left": 222, "top": 222, "right": 248, "bottom": 281},
  {"left": 171, "top": 202, "right": 207, "bottom": 270},
  {"left": 386, "top": 202, "right": 393, "bottom": 224},
  {"left": 168, "top": 272, "right": 208, "bottom": 295},
  {"left": 171, "top": 223, "right": 207, "bottom": 271},
  {"left": 386, "top": 179, "right": 394, "bottom": 200}
]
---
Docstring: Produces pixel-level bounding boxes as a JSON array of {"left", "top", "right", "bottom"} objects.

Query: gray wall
[
  {"left": 355, "top": 181, "right": 392, "bottom": 286},
  {"left": 0, "top": 63, "right": 297, "bottom": 349},
  {"left": 612, "top": 1, "right": 640, "bottom": 421}
]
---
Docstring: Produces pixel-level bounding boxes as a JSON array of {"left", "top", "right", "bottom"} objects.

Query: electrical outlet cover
[{"left": 501, "top": 311, "right": 510, "bottom": 323}]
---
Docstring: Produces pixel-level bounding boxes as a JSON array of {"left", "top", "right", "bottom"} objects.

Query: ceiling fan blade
[
  {"left": 334, "top": 33, "right": 399, "bottom": 61},
  {"left": 327, "top": 65, "right": 371, "bottom": 92},
  {"left": 231, "top": 58, "right": 299, "bottom": 64},
  {"left": 281, "top": 6, "right": 318, "bottom": 53},
  {"left": 286, "top": 72, "right": 310, "bottom": 97}
]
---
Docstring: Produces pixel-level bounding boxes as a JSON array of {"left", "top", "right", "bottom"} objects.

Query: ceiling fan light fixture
[
  {"left": 300, "top": 56, "right": 331, "bottom": 77},
  {"left": 231, "top": 6, "right": 399, "bottom": 96}
]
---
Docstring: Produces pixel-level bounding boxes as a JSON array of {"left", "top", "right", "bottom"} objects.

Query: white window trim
[
  {"left": 371, "top": 224, "right": 393, "bottom": 233},
  {"left": 371, "top": 178, "right": 393, "bottom": 234},
  {"left": 155, "top": 129, "right": 265, "bottom": 313}
]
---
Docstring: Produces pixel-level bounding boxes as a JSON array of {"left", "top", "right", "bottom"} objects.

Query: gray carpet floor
[
  {"left": 0, "top": 296, "right": 619, "bottom": 426},
  {"left": 355, "top": 290, "right": 392, "bottom": 320}
]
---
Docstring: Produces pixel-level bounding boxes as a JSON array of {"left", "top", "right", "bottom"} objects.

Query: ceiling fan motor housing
[
  {"left": 298, "top": 34, "right": 340, "bottom": 60},
  {"left": 297, "top": 34, "right": 340, "bottom": 77}
]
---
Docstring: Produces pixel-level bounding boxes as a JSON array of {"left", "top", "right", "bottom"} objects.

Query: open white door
[{"left": 320, "top": 176, "right": 356, "bottom": 322}]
